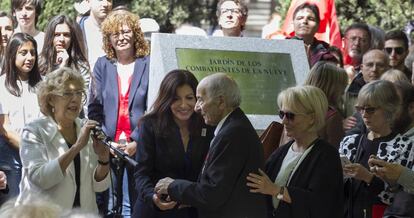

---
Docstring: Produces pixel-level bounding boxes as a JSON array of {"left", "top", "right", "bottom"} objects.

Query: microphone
[
  {"left": 87, "top": 122, "right": 138, "bottom": 167},
  {"left": 91, "top": 125, "right": 106, "bottom": 140}
]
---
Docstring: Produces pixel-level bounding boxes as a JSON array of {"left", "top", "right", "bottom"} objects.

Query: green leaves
[{"left": 336, "top": 0, "right": 414, "bottom": 33}]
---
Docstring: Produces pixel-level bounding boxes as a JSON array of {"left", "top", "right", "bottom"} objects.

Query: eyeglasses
[
  {"left": 220, "top": 8, "right": 242, "bottom": 15},
  {"left": 278, "top": 110, "right": 304, "bottom": 121},
  {"left": 384, "top": 47, "right": 405, "bottom": 55},
  {"left": 111, "top": 29, "right": 132, "bottom": 39},
  {"left": 54, "top": 90, "right": 86, "bottom": 101},
  {"left": 355, "top": 106, "right": 378, "bottom": 115},
  {"left": 346, "top": 36, "right": 369, "bottom": 44}
]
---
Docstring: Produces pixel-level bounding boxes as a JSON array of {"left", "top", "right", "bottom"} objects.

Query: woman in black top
[
  {"left": 339, "top": 80, "right": 400, "bottom": 218},
  {"left": 134, "top": 69, "right": 213, "bottom": 218}
]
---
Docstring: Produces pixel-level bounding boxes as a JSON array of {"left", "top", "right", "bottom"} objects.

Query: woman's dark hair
[
  {"left": 2, "top": 32, "right": 41, "bottom": 97},
  {"left": 142, "top": 69, "right": 202, "bottom": 136},
  {"left": 39, "top": 15, "right": 89, "bottom": 75}
]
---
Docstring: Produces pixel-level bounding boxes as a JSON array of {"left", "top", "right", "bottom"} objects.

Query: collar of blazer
[
  {"left": 44, "top": 116, "right": 88, "bottom": 180},
  {"left": 108, "top": 57, "right": 148, "bottom": 109}
]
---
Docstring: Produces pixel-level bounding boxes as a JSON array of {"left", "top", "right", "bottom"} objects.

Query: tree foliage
[
  {"left": 336, "top": 0, "right": 414, "bottom": 32},
  {"left": 0, "top": 1, "right": 11, "bottom": 15},
  {"left": 130, "top": 0, "right": 218, "bottom": 32},
  {"left": 37, "top": 0, "right": 76, "bottom": 31},
  {"left": 0, "top": 0, "right": 220, "bottom": 33},
  {"left": 0, "top": 0, "right": 76, "bottom": 31},
  {"left": 2, "top": 0, "right": 411, "bottom": 36},
  {"left": 274, "top": 0, "right": 414, "bottom": 34}
]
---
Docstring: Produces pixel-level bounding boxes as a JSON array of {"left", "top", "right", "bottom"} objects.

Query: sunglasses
[
  {"left": 384, "top": 47, "right": 405, "bottom": 55},
  {"left": 355, "top": 106, "right": 378, "bottom": 115},
  {"left": 279, "top": 110, "right": 300, "bottom": 121}
]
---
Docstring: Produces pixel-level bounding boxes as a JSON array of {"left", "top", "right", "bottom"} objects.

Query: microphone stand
[{"left": 92, "top": 129, "right": 137, "bottom": 218}]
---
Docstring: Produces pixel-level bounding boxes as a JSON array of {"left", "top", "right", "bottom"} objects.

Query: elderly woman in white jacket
[{"left": 17, "top": 67, "right": 110, "bottom": 213}]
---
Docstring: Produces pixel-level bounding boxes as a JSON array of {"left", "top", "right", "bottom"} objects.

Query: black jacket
[
  {"left": 168, "top": 108, "right": 267, "bottom": 218},
  {"left": 266, "top": 139, "right": 343, "bottom": 218}
]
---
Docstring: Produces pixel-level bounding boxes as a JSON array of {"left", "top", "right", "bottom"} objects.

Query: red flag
[{"left": 279, "top": 0, "right": 341, "bottom": 49}]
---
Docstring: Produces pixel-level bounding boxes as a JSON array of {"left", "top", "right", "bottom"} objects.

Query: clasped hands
[{"left": 153, "top": 177, "right": 182, "bottom": 210}]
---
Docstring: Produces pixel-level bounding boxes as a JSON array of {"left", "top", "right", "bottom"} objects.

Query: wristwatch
[{"left": 277, "top": 186, "right": 284, "bottom": 200}]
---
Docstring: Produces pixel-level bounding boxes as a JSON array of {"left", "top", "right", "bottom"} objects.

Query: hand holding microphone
[{"left": 87, "top": 122, "right": 138, "bottom": 167}]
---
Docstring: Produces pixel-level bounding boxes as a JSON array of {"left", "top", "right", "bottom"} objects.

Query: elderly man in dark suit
[{"left": 155, "top": 73, "right": 266, "bottom": 218}]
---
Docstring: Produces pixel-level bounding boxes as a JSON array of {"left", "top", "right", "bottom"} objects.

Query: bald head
[{"left": 361, "top": 49, "right": 389, "bottom": 83}]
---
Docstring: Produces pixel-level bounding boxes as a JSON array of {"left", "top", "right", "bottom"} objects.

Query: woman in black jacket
[{"left": 247, "top": 85, "right": 343, "bottom": 218}]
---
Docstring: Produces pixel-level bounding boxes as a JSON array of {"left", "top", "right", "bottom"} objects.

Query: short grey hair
[
  {"left": 199, "top": 73, "right": 241, "bottom": 108},
  {"left": 37, "top": 67, "right": 85, "bottom": 117},
  {"left": 356, "top": 80, "right": 401, "bottom": 125}
]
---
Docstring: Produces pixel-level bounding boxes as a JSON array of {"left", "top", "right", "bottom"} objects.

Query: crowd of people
[{"left": 0, "top": 0, "right": 414, "bottom": 218}]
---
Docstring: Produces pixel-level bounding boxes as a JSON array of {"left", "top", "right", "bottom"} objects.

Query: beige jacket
[{"left": 17, "top": 116, "right": 110, "bottom": 212}]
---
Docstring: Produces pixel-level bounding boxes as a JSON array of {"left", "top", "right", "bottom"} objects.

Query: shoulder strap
[{"left": 353, "top": 134, "right": 365, "bottom": 162}]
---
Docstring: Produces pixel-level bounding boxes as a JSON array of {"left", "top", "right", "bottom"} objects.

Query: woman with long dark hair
[
  {"left": 0, "top": 32, "right": 41, "bottom": 201},
  {"left": 134, "top": 69, "right": 213, "bottom": 218},
  {"left": 39, "top": 15, "right": 90, "bottom": 88}
]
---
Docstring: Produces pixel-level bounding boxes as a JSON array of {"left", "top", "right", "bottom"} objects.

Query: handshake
[{"left": 153, "top": 177, "right": 189, "bottom": 210}]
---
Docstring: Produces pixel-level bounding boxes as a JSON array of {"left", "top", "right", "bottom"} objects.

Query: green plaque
[{"left": 176, "top": 48, "right": 296, "bottom": 115}]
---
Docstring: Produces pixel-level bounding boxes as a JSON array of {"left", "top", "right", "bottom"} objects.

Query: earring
[{"left": 51, "top": 107, "right": 55, "bottom": 113}]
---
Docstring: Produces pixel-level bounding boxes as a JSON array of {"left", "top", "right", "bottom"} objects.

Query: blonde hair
[
  {"left": 37, "top": 67, "right": 85, "bottom": 117},
  {"left": 277, "top": 85, "right": 328, "bottom": 132},
  {"left": 380, "top": 69, "right": 409, "bottom": 83},
  {"left": 305, "top": 61, "right": 348, "bottom": 110},
  {"left": 0, "top": 199, "right": 61, "bottom": 218},
  {"left": 101, "top": 10, "right": 149, "bottom": 59}
]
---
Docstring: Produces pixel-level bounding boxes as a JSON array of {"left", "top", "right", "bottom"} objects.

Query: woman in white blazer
[{"left": 17, "top": 67, "right": 110, "bottom": 213}]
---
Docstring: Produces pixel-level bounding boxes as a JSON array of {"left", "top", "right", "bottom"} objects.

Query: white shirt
[
  {"left": 214, "top": 111, "right": 233, "bottom": 138},
  {"left": 0, "top": 75, "right": 41, "bottom": 135},
  {"left": 272, "top": 143, "right": 315, "bottom": 208},
  {"left": 117, "top": 61, "right": 135, "bottom": 95},
  {"left": 84, "top": 18, "right": 106, "bottom": 70},
  {"left": 33, "top": 31, "right": 45, "bottom": 54}
]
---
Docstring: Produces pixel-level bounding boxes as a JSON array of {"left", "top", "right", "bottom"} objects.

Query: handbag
[{"left": 259, "top": 121, "right": 284, "bottom": 161}]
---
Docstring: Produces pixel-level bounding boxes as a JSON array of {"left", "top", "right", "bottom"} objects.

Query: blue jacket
[{"left": 87, "top": 56, "right": 149, "bottom": 141}]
